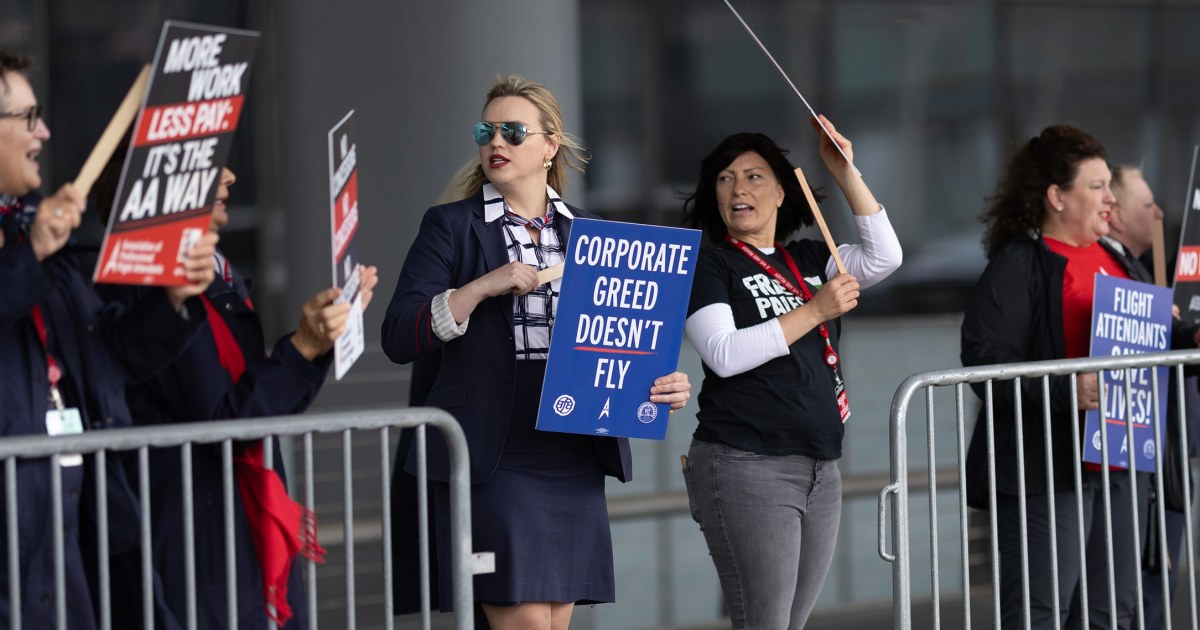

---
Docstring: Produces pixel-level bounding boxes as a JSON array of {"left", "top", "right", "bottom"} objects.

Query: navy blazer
[
  {"left": 381, "top": 191, "right": 632, "bottom": 484},
  {"left": 1, "top": 195, "right": 202, "bottom": 629},
  {"left": 100, "top": 259, "right": 326, "bottom": 630}
]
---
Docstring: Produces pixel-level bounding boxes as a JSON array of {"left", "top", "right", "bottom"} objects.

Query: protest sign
[
  {"left": 95, "top": 21, "right": 259, "bottom": 285},
  {"left": 328, "top": 110, "right": 364, "bottom": 380},
  {"left": 1174, "top": 146, "right": 1200, "bottom": 324},
  {"left": 1082, "top": 275, "right": 1172, "bottom": 471},
  {"left": 536, "top": 219, "right": 701, "bottom": 440}
]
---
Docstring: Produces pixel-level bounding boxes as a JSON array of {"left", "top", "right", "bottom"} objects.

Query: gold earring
[{"left": 543, "top": 158, "right": 552, "bottom": 169}]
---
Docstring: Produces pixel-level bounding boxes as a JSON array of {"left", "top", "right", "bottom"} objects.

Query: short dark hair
[
  {"left": 0, "top": 50, "right": 32, "bottom": 109},
  {"left": 682, "top": 132, "right": 823, "bottom": 245},
  {"left": 980, "top": 125, "right": 1107, "bottom": 258}
]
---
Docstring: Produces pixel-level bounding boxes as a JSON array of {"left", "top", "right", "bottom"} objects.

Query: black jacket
[
  {"left": 99, "top": 259, "right": 328, "bottom": 630},
  {"left": 959, "top": 234, "right": 1193, "bottom": 507},
  {"left": 1, "top": 195, "right": 203, "bottom": 628}
]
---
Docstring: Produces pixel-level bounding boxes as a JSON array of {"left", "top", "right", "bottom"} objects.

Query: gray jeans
[{"left": 682, "top": 438, "right": 842, "bottom": 629}]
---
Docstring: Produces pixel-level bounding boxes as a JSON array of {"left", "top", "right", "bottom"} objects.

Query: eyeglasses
[
  {"left": 0, "top": 105, "right": 43, "bottom": 132},
  {"left": 472, "top": 121, "right": 550, "bottom": 146}
]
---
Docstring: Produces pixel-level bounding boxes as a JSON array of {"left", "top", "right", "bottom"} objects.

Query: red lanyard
[
  {"left": 30, "top": 305, "right": 65, "bottom": 409},
  {"left": 724, "top": 236, "right": 840, "bottom": 369}
]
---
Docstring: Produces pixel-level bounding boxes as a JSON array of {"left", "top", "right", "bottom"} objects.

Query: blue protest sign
[
  {"left": 1083, "top": 275, "right": 1173, "bottom": 471},
  {"left": 537, "top": 218, "right": 701, "bottom": 440}
]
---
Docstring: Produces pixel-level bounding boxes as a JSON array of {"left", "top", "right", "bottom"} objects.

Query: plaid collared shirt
[
  {"left": 428, "top": 184, "right": 575, "bottom": 353},
  {"left": 491, "top": 193, "right": 564, "bottom": 361}
]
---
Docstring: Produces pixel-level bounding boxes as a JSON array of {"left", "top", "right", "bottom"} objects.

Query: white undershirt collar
[{"left": 482, "top": 182, "right": 575, "bottom": 223}]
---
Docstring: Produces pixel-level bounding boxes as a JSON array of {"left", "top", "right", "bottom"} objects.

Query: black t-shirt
[{"left": 687, "top": 239, "right": 845, "bottom": 459}]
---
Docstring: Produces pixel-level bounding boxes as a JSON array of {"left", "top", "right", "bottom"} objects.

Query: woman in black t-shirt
[{"left": 680, "top": 119, "right": 901, "bottom": 629}]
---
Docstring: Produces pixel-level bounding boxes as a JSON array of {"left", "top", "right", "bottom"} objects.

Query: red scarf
[{"left": 199, "top": 294, "right": 326, "bottom": 625}]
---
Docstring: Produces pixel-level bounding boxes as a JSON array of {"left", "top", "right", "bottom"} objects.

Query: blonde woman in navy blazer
[{"left": 382, "top": 75, "right": 690, "bottom": 629}]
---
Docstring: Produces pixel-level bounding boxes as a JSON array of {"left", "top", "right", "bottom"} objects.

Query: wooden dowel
[
  {"left": 538, "top": 263, "right": 564, "bottom": 284},
  {"left": 794, "top": 167, "right": 846, "bottom": 275}
]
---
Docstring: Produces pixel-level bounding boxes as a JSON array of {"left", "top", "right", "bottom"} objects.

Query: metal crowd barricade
[
  {"left": 879, "top": 349, "right": 1200, "bottom": 629},
  {"left": 0, "top": 407, "right": 488, "bottom": 630}
]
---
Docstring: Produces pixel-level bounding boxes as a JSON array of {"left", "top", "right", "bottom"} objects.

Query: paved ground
[{"left": 393, "top": 587, "right": 1200, "bottom": 629}]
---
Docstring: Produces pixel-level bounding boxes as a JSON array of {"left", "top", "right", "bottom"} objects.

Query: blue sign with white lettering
[
  {"left": 537, "top": 218, "right": 701, "bottom": 440},
  {"left": 1083, "top": 274, "right": 1173, "bottom": 471}
]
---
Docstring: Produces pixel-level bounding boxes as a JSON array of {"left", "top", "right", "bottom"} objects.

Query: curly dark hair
[
  {"left": 0, "top": 50, "right": 33, "bottom": 109},
  {"left": 682, "top": 133, "right": 823, "bottom": 245},
  {"left": 980, "top": 125, "right": 1107, "bottom": 258}
]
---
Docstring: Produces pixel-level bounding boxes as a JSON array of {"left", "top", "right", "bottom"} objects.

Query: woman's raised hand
[{"left": 811, "top": 114, "right": 854, "bottom": 173}]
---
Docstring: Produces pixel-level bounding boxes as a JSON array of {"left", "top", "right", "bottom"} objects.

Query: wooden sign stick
[
  {"left": 72, "top": 65, "right": 151, "bottom": 198},
  {"left": 1151, "top": 217, "right": 1167, "bottom": 287},
  {"left": 538, "top": 263, "right": 565, "bottom": 284},
  {"left": 794, "top": 167, "right": 846, "bottom": 275}
]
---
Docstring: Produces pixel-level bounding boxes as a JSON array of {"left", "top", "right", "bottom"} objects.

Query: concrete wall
[{"left": 253, "top": 0, "right": 583, "bottom": 409}]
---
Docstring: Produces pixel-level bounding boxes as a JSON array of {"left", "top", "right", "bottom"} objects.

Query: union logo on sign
[
  {"left": 636, "top": 402, "right": 658, "bottom": 424},
  {"left": 553, "top": 395, "right": 576, "bottom": 416}
]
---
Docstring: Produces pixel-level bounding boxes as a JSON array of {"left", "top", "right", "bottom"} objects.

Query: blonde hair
[
  {"left": 439, "top": 158, "right": 482, "bottom": 204},
  {"left": 460, "top": 74, "right": 589, "bottom": 198}
]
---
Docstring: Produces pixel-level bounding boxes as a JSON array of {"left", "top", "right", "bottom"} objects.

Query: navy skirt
[{"left": 433, "top": 360, "right": 614, "bottom": 610}]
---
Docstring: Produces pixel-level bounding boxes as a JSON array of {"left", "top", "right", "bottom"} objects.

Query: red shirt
[
  {"left": 1044, "top": 237, "right": 1130, "bottom": 359},
  {"left": 1045, "top": 238, "right": 1132, "bottom": 473}
]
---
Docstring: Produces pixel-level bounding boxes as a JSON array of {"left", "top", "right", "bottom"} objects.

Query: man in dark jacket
[
  {"left": 1109, "top": 164, "right": 1200, "bottom": 626},
  {"left": 0, "top": 50, "right": 216, "bottom": 629}
]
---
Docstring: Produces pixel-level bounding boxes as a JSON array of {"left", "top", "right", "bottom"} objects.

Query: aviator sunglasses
[{"left": 472, "top": 121, "right": 551, "bottom": 146}]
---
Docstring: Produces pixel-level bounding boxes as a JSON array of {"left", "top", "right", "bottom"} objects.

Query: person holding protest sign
[
  {"left": 960, "top": 127, "right": 1200, "bottom": 629},
  {"left": 93, "top": 159, "right": 379, "bottom": 629},
  {"left": 679, "top": 120, "right": 900, "bottom": 629},
  {"left": 381, "top": 74, "right": 691, "bottom": 629},
  {"left": 0, "top": 50, "right": 218, "bottom": 629},
  {"left": 1109, "top": 164, "right": 1200, "bottom": 626}
]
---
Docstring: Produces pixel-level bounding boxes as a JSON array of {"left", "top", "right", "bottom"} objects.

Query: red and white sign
[
  {"left": 328, "top": 110, "right": 363, "bottom": 379},
  {"left": 95, "top": 21, "right": 259, "bottom": 286}
]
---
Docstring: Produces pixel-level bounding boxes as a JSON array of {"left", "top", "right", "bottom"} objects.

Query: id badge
[
  {"left": 835, "top": 382, "right": 851, "bottom": 423},
  {"left": 45, "top": 408, "right": 84, "bottom": 467}
]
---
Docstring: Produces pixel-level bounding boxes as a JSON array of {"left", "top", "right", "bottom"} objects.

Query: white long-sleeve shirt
[{"left": 685, "top": 208, "right": 902, "bottom": 378}]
